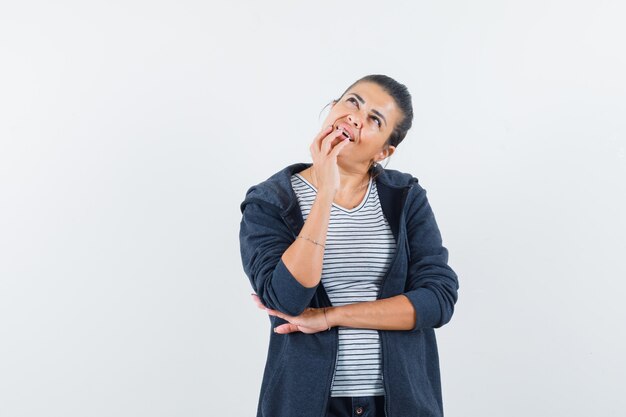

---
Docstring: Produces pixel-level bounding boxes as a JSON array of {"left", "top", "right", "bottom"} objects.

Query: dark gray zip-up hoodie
[{"left": 239, "top": 163, "right": 459, "bottom": 417}]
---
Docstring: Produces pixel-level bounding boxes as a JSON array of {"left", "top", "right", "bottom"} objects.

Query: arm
[
  {"left": 325, "top": 295, "right": 415, "bottom": 331},
  {"left": 239, "top": 190, "right": 335, "bottom": 316},
  {"left": 240, "top": 201, "right": 319, "bottom": 316},
  {"left": 252, "top": 293, "right": 416, "bottom": 333},
  {"left": 281, "top": 126, "right": 350, "bottom": 287},
  {"left": 279, "top": 190, "right": 333, "bottom": 288},
  {"left": 401, "top": 185, "right": 459, "bottom": 331},
  {"left": 240, "top": 126, "right": 350, "bottom": 316}
]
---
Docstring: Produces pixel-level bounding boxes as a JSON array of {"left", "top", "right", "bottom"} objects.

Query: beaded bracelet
[{"left": 297, "top": 235, "right": 325, "bottom": 249}]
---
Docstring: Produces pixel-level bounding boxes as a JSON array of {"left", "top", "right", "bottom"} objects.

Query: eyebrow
[{"left": 348, "top": 93, "right": 387, "bottom": 126}]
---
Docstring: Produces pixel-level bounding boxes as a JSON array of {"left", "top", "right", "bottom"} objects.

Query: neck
[
  {"left": 336, "top": 162, "right": 372, "bottom": 193},
  {"left": 305, "top": 161, "right": 373, "bottom": 195}
]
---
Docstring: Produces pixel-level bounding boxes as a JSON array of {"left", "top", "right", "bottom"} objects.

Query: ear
[{"left": 375, "top": 145, "right": 396, "bottom": 162}]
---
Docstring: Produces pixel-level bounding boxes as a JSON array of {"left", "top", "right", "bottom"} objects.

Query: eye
[
  {"left": 371, "top": 116, "right": 382, "bottom": 128},
  {"left": 346, "top": 97, "right": 359, "bottom": 108}
]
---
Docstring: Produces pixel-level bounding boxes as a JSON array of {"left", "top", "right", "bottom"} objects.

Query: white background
[{"left": 1, "top": 1, "right": 625, "bottom": 416}]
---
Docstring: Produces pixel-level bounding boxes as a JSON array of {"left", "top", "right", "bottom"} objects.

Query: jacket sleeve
[
  {"left": 402, "top": 185, "right": 459, "bottom": 332},
  {"left": 239, "top": 200, "right": 318, "bottom": 316}
]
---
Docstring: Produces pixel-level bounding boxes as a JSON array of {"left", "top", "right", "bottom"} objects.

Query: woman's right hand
[{"left": 308, "top": 124, "right": 350, "bottom": 197}]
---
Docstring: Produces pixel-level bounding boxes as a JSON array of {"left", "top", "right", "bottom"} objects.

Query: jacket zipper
[
  {"left": 376, "top": 186, "right": 410, "bottom": 417},
  {"left": 377, "top": 244, "right": 399, "bottom": 417}
]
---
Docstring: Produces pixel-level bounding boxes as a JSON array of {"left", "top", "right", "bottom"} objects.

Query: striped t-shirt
[{"left": 290, "top": 173, "right": 396, "bottom": 397}]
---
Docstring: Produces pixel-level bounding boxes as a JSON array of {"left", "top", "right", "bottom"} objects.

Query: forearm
[
  {"left": 326, "top": 294, "right": 416, "bottom": 331},
  {"left": 281, "top": 191, "right": 333, "bottom": 288}
]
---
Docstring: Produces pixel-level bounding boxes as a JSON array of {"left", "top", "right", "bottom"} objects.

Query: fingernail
[{"left": 273, "top": 327, "right": 278, "bottom": 333}]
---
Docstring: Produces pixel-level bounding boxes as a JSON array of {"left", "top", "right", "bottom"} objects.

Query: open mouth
[{"left": 336, "top": 126, "right": 355, "bottom": 142}]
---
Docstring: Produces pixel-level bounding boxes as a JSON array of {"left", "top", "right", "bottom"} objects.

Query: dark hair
[{"left": 334, "top": 74, "right": 414, "bottom": 149}]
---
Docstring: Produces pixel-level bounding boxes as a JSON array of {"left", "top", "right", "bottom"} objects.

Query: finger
[
  {"left": 251, "top": 294, "right": 266, "bottom": 310},
  {"left": 321, "top": 128, "right": 346, "bottom": 155},
  {"left": 329, "top": 136, "right": 350, "bottom": 157},
  {"left": 274, "top": 323, "right": 300, "bottom": 334},
  {"left": 311, "top": 125, "right": 333, "bottom": 155}
]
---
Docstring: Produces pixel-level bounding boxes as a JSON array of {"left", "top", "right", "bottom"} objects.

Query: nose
[{"left": 347, "top": 113, "right": 362, "bottom": 128}]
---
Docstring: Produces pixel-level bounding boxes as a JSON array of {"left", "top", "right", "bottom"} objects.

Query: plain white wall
[{"left": 1, "top": 1, "right": 625, "bottom": 416}]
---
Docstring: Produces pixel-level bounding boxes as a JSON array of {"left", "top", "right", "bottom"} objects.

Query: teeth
[{"left": 335, "top": 125, "right": 354, "bottom": 142}]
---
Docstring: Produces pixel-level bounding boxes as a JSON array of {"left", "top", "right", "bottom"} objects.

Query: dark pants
[{"left": 326, "top": 396, "right": 386, "bottom": 417}]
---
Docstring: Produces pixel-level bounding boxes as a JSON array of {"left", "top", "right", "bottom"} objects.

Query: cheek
[
  {"left": 366, "top": 126, "right": 387, "bottom": 140},
  {"left": 321, "top": 109, "right": 337, "bottom": 127},
  {"left": 325, "top": 103, "right": 352, "bottom": 123}
]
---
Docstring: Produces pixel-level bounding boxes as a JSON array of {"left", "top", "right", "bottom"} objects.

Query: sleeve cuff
[
  {"left": 403, "top": 288, "right": 442, "bottom": 332},
  {"left": 268, "top": 259, "right": 319, "bottom": 316}
]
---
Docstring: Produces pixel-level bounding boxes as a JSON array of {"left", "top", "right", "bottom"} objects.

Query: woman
[{"left": 239, "top": 74, "right": 459, "bottom": 417}]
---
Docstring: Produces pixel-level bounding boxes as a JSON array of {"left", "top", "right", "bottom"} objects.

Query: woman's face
[{"left": 322, "top": 81, "right": 403, "bottom": 169}]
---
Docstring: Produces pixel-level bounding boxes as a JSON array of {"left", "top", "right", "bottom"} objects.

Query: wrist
[
  {"left": 325, "top": 306, "right": 341, "bottom": 328},
  {"left": 316, "top": 190, "right": 335, "bottom": 206}
]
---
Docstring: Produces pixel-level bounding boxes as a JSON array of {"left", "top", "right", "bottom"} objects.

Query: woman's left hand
[{"left": 251, "top": 294, "right": 331, "bottom": 334}]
